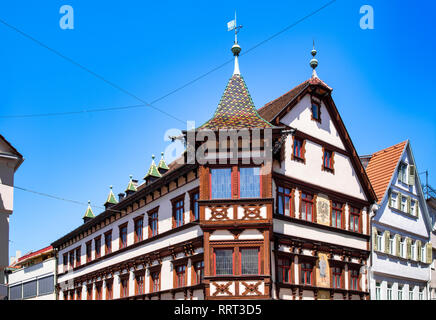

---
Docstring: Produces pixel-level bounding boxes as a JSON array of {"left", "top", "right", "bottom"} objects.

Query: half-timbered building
[{"left": 52, "top": 39, "right": 377, "bottom": 300}]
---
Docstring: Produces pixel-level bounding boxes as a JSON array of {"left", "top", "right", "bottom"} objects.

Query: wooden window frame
[
  {"left": 349, "top": 268, "right": 360, "bottom": 291},
  {"left": 86, "top": 284, "right": 93, "bottom": 300},
  {"left": 118, "top": 222, "right": 128, "bottom": 250},
  {"left": 188, "top": 187, "right": 200, "bottom": 222},
  {"left": 213, "top": 248, "right": 235, "bottom": 276},
  {"left": 191, "top": 259, "right": 204, "bottom": 286},
  {"left": 104, "top": 230, "right": 112, "bottom": 255},
  {"left": 291, "top": 136, "right": 306, "bottom": 163},
  {"left": 277, "top": 255, "right": 293, "bottom": 284},
  {"left": 331, "top": 201, "right": 344, "bottom": 229},
  {"left": 105, "top": 279, "right": 113, "bottom": 300},
  {"left": 330, "top": 265, "right": 344, "bottom": 289},
  {"left": 300, "top": 260, "right": 315, "bottom": 286},
  {"left": 85, "top": 241, "right": 92, "bottom": 263},
  {"left": 133, "top": 215, "right": 145, "bottom": 243},
  {"left": 149, "top": 265, "right": 161, "bottom": 293},
  {"left": 119, "top": 274, "right": 129, "bottom": 298},
  {"left": 148, "top": 206, "right": 159, "bottom": 238},
  {"left": 322, "top": 147, "right": 335, "bottom": 174},
  {"left": 349, "top": 206, "right": 362, "bottom": 233},
  {"left": 238, "top": 166, "right": 262, "bottom": 199},
  {"left": 276, "top": 185, "right": 294, "bottom": 217},
  {"left": 173, "top": 263, "right": 187, "bottom": 289},
  {"left": 239, "top": 247, "right": 261, "bottom": 276},
  {"left": 311, "top": 99, "right": 321, "bottom": 123},
  {"left": 94, "top": 235, "right": 102, "bottom": 259},
  {"left": 75, "top": 246, "right": 81, "bottom": 267},
  {"left": 94, "top": 281, "right": 102, "bottom": 300},
  {"left": 300, "top": 191, "right": 316, "bottom": 222},
  {"left": 134, "top": 270, "right": 145, "bottom": 295},
  {"left": 171, "top": 195, "right": 185, "bottom": 229},
  {"left": 212, "top": 243, "right": 263, "bottom": 276},
  {"left": 209, "top": 167, "right": 233, "bottom": 200}
]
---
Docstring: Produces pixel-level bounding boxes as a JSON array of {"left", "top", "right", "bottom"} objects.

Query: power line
[{"left": 0, "top": 0, "right": 337, "bottom": 120}]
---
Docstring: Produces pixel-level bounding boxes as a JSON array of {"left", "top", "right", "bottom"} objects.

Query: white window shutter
[
  {"left": 384, "top": 231, "right": 390, "bottom": 254},
  {"left": 372, "top": 227, "right": 378, "bottom": 251},
  {"left": 409, "top": 165, "right": 415, "bottom": 186}
]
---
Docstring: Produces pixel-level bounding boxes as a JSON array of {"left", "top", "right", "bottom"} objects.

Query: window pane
[
  {"left": 241, "top": 248, "right": 259, "bottom": 275},
  {"left": 9, "top": 285, "right": 22, "bottom": 300},
  {"left": 215, "top": 249, "right": 233, "bottom": 275},
  {"left": 38, "top": 275, "right": 54, "bottom": 296},
  {"left": 211, "top": 169, "right": 232, "bottom": 199},
  {"left": 22, "top": 280, "right": 37, "bottom": 299},
  {"left": 240, "top": 167, "right": 260, "bottom": 198}
]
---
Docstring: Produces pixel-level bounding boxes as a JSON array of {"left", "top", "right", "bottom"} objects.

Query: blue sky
[{"left": 1, "top": 0, "right": 435, "bottom": 258}]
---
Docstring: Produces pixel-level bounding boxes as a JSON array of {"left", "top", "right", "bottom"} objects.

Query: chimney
[{"left": 118, "top": 193, "right": 125, "bottom": 202}]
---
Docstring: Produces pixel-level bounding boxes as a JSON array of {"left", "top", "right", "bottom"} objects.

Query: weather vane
[{"left": 227, "top": 12, "right": 243, "bottom": 44}]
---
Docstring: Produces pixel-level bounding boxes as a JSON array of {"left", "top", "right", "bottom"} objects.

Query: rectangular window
[
  {"left": 120, "top": 277, "right": 129, "bottom": 298},
  {"left": 95, "top": 284, "right": 102, "bottom": 300},
  {"left": 104, "top": 231, "right": 112, "bottom": 255},
  {"left": 86, "top": 285, "right": 92, "bottom": 300},
  {"left": 75, "top": 247, "right": 81, "bottom": 267},
  {"left": 301, "top": 192, "right": 314, "bottom": 222},
  {"left": 421, "top": 246, "right": 426, "bottom": 263},
  {"left": 63, "top": 253, "right": 68, "bottom": 268},
  {"left": 149, "top": 210, "right": 159, "bottom": 237},
  {"left": 387, "top": 284, "right": 392, "bottom": 300},
  {"left": 301, "top": 263, "right": 313, "bottom": 285},
  {"left": 293, "top": 138, "right": 304, "bottom": 160},
  {"left": 134, "top": 217, "right": 144, "bottom": 242},
  {"left": 277, "top": 258, "right": 291, "bottom": 283},
  {"left": 86, "top": 241, "right": 92, "bottom": 263},
  {"left": 332, "top": 202, "right": 342, "bottom": 228},
  {"left": 69, "top": 250, "right": 75, "bottom": 267},
  {"left": 401, "top": 196, "right": 407, "bottom": 212},
  {"left": 409, "top": 287, "right": 414, "bottom": 300},
  {"left": 411, "top": 242, "right": 416, "bottom": 260},
  {"left": 375, "top": 282, "right": 381, "bottom": 300},
  {"left": 214, "top": 249, "right": 233, "bottom": 275},
  {"left": 240, "top": 248, "right": 259, "bottom": 275},
  {"left": 190, "top": 191, "right": 200, "bottom": 221},
  {"left": 398, "top": 285, "right": 403, "bottom": 300},
  {"left": 95, "top": 236, "right": 101, "bottom": 259},
  {"left": 323, "top": 149, "right": 334, "bottom": 171},
  {"left": 311, "top": 102, "right": 320, "bottom": 121},
  {"left": 389, "top": 236, "right": 394, "bottom": 255},
  {"left": 22, "top": 280, "right": 37, "bottom": 299},
  {"left": 151, "top": 271, "right": 160, "bottom": 293},
  {"left": 175, "top": 265, "right": 186, "bottom": 288},
  {"left": 135, "top": 274, "right": 144, "bottom": 295},
  {"left": 332, "top": 267, "right": 342, "bottom": 288},
  {"left": 349, "top": 207, "right": 360, "bottom": 232},
  {"left": 105, "top": 281, "right": 113, "bottom": 300},
  {"left": 193, "top": 261, "right": 204, "bottom": 285},
  {"left": 277, "top": 186, "right": 292, "bottom": 216},
  {"left": 239, "top": 167, "right": 260, "bottom": 198},
  {"left": 391, "top": 193, "right": 398, "bottom": 208},
  {"left": 399, "top": 163, "right": 408, "bottom": 184},
  {"left": 211, "top": 168, "right": 232, "bottom": 199},
  {"left": 38, "top": 275, "right": 54, "bottom": 296},
  {"left": 9, "top": 285, "right": 22, "bottom": 300},
  {"left": 400, "top": 239, "right": 405, "bottom": 258},
  {"left": 76, "top": 288, "right": 82, "bottom": 300},
  {"left": 350, "top": 269, "right": 359, "bottom": 291},
  {"left": 119, "top": 224, "right": 128, "bottom": 249},
  {"left": 173, "top": 198, "right": 184, "bottom": 228},
  {"left": 419, "top": 288, "right": 424, "bottom": 300}
]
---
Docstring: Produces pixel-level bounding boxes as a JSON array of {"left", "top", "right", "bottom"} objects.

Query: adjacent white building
[
  {"left": 0, "top": 134, "right": 23, "bottom": 299},
  {"left": 6, "top": 246, "right": 56, "bottom": 300},
  {"left": 362, "top": 140, "right": 432, "bottom": 300}
]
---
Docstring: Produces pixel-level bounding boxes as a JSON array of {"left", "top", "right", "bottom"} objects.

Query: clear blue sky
[{"left": 1, "top": 0, "right": 435, "bottom": 258}]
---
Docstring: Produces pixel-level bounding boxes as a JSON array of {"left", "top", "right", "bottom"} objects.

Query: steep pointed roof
[
  {"left": 125, "top": 175, "right": 137, "bottom": 192},
  {"left": 144, "top": 155, "right": 162, "bottom": 180},
  {"left": 83, "top": 201, "right": 95, "bottom": 219},
  {"left": 365, "top": 140, "right": 408, "bottom": 204},
  {"left": 157, "top": 152, "right": 169, "bottom": 171},
  {"left": 105, "top": 186, "right": 118, "bottom": 205}
]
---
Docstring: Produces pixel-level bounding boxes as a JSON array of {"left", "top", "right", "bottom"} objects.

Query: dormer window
[{"left": 311, "top": 102, "right": 321, "bottom": 122}]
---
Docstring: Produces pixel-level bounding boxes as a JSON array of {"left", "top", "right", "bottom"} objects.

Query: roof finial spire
[
  {"left": 228, "top": 12, "right": 243, "bottom": 75},
  {"left": 310, "top": 40, "right": 319, "bottom": 79}
]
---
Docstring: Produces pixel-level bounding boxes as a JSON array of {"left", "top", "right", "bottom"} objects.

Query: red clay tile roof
[
  {"left": 365, "top": 141, "right": 408, "bottom": 204},
  {"left": 200, "top": 74, "right": 273, "bottom": 129},
  {"left": 10, "top": 245, "right": 53, "bottom": 267}
]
